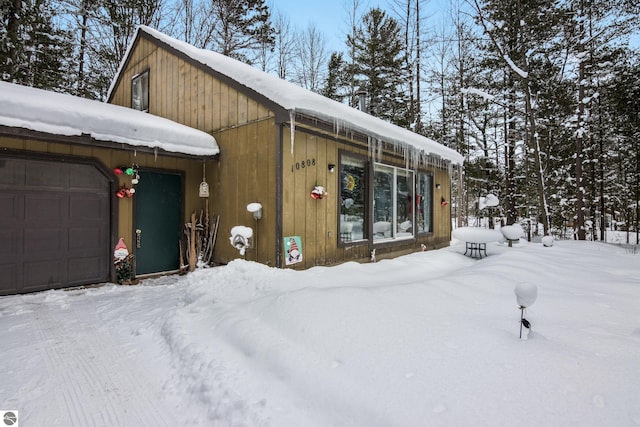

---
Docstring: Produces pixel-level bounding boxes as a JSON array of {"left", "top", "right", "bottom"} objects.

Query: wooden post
[{"left": 189, "top": 211, "right": 197, "bottom": 272}]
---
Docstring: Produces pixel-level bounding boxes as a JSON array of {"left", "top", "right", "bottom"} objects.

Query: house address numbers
[{"left": 291, "top": 158, "right": 316, "bottom": 172}]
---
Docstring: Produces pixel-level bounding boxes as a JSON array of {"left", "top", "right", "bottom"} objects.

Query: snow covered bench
[{"left": 452, "top": 227, "right": 503, "bottom": 259}]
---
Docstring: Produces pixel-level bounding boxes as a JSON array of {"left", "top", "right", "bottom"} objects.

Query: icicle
[
  {"left": 154, "top": 147, "right": 158, "bottom": 161},
  {"left": 289, "top": 109, "right": 296, "bottom": 155}
]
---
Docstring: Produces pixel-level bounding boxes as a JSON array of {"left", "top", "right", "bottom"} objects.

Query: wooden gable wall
[
  {"left": 108, "top": 34, "right": 453, "bottom": 269},
  {"left": 109, "top": 36, "right": 281, "bottom": 266},
  {"left": 109, "top": 37, "right": 274, "bottom": 133}
]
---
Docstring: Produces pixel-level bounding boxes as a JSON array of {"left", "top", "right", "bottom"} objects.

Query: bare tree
[
  {"left": 271, "top": 10, "right": 295, "bottom": 79},
  {"left": 390, "top": 0, "right": 426, "bottom": 132},
  {"left": 163, "top": 0, "right": 217, "bottom": 48},
  {"left": 343, "top": 0, "right": 368, "bottom": 107},
  {"left": 293, "top": 24, "right": 328, "bottom": 92}
]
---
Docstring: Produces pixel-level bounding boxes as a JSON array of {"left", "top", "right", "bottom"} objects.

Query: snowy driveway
[
  {"left": 0, "top": 280, "right": 209, "bottom": 426},
  {"left": 2, "top": 241, "right": 640, "bottom": 426}
]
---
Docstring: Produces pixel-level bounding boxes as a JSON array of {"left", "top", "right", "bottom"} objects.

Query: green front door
[{"left": 134, "top": 170, "right": 182, "bottom": 275}]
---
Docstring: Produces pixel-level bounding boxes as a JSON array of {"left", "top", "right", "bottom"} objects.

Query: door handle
[{"left": 136, "top": 229, "right": 142, "bottom": 248}]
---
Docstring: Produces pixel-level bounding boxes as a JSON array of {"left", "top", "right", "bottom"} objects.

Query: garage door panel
[
  {"left": 25, "top": 194, "right": 65, "bottom": 222},
  {"left": 25, "top": 161, "right": 65, "bottom": 189},
  {"left": 69, "top": 227, "right": 104, "bottom": 250},
  {"left": 69, "top": 256, "right": 104, "bottom": 283},
  {"left": 0, "top": 193, "right": 22, "bottom": 222},
  {"left": 23, "top": 259, "right": 64, "bottom": 290},
  {"left": 70, "top": 164, "right": 109, "bottom": 192},
  {"left": 0, "top": 229, "right": 20, "bottom": 256},
  {"left": 0, "top": 158, "right": 22, "bottom": 187},
  {"left": 0, "top": 263, "right": 19, "bottom": 294},
  {"left": 1, "top": 155, "right": 111, "bottom": 294},
  {"left": 24, "top": 228, "right": 66, "bottom": 253},
  {"left": 69, "top": 194, "right": 107, "bottom": 221}
]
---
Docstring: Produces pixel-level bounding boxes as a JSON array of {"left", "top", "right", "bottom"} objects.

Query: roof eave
[{"left": 0, "top": 125, "right": 219, "bottom": 160}]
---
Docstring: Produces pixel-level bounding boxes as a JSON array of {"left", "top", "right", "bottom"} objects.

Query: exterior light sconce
[
  {"left": 328, "top": 164, "right": 336, "bottom": 173},
  {"left": 435, "top": 183, "right": 441, "bottom": 189},
  {"left": 247, "top": 202, "right": 262, "bottom": 220}
]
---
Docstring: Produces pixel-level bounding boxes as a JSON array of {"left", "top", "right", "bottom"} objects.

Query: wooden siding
[
  {"left": 109, "top": 37, "right": 273, "bottom": 134},
  {"left": 208, "top": 119, "right": 278, "bottom": 266},
  {"left": 108, "top": 34, "right": 455, "bottom": 269},
  {"left": 281, "top": 125, "right": 453, "bottom": 269},
  {"left": 0, "top": 135, "right": 210, "bottom": 258}
]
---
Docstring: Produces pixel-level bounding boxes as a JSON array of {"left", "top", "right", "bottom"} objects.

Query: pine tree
[
  {"left": 347, "top": 7, "right": 409, "bottom": 128},
  {"left": 322, "top": 51, "right": 347, "bottom": 102},
  {"left": 1, "top": 0, "right": 75, "bottom": 91},
  {"left": 209, "top": 0, "right": 274, "bottom": 64},
  {"left": 472, "top": 0, "right": 564, "bottom": 235}
]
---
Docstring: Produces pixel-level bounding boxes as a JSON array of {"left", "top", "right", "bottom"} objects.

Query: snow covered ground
[{"left": 1, "top": 239, "right": 639, "bottom": 426}]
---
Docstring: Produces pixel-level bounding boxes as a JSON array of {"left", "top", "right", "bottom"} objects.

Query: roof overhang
[{"left": 0, "top": 81, "right": 219, "bottom": 158}]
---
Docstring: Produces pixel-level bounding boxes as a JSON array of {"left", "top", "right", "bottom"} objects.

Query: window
[
  {"left": 373, "top": 163, "right": 414, "bottom": 240},
  {"left": 340, "top": 154, "right": 367, "bottom": 243},
  {"left": 416, "top": 173, "right": 433, "bottom": 233},
  {"left": 131, "top": 71, "right": 149, "bottom": 112}
]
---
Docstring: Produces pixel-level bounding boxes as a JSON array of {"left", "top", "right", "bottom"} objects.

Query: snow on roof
[
  {"left": 124, "top": 26, "right": 462, "bottom": 165},
  {"left": 0, "top": 81, "right": 219, "bottom": 157}
]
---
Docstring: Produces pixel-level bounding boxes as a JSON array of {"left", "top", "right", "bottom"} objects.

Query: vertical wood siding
[
  {"left": 0, "top": 136, "right": 207, "bottom": 255},
  {"left": 107, "top": 36, "right": 454, "bottom": 269}
]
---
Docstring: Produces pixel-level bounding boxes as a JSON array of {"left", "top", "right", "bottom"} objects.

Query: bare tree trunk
[
  {"left": 574, "top": 0, "right": 587, "bottom": 240},
  {"left": 505, "top": 73, "right": 517, "bottom": 225},
  {"left": 524, "top": 85, "right": 550, "bottom": 235},
  {"left": 77, "top": 0, "right": 89, "bottom": 97},
  {"left": 414, "top": 0, "right": 422, "bottom": 133},
  {"left": 7, "top": 0, "right": 22, "bottom": 79}
]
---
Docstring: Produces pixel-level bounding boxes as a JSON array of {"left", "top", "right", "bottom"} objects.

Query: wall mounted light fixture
[
  {"left": 435, "top": 183, "right": 441, "bottom": 189},
  {"left": 328, "top": 164, "right": 336, "bottom": 173},
  {"left": 247, "top": 202, "right": 262, "bottom": 220}
]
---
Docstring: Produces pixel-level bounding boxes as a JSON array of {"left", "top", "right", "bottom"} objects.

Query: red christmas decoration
[{"left": 310, "top": 185, "right": 327, "bottom": 200}]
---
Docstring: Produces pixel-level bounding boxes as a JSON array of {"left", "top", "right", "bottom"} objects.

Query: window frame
[
  {"left": 416, "top": 171, "right": 434, "bottom": 235},
  {"left": 131, "top": 70, "right": 150, "bottom": 112},
  {"left": 338, "top": 150, "right": 369, "bottom": 247},
  {"left": 373, "top": 162, "right": 415, "bottom": 242},
  {"left": 336, "top": 151, "right": 436, "bottom": 247}
]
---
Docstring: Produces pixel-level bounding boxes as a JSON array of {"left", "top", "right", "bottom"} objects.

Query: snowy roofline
[
  {"left": 111, "top": 25, "right": 463, "bottom": 166},
  {"left": 0, "top": 81, "right": 219, "bottom": 157}
]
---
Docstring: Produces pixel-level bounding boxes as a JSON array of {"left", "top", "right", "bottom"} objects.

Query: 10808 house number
[{"left": 291, "top": 158, "right": 316, "bottom": 172}]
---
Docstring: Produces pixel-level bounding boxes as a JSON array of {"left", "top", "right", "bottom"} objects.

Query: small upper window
[{"left": 131, "top": 71, "right": 149, "bottom": 112}]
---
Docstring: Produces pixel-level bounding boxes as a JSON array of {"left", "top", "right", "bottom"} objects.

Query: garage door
[{"left": 0, "top": 155, "right": 112, "bottom": 295}]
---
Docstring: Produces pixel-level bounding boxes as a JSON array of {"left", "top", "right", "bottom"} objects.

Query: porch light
[{"left": 247, "top": 202, "right": 262, "bottom": 220}]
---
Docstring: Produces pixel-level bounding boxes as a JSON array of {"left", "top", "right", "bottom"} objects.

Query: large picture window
[
  {"left": 131, "top": 71, "right": 149, "bottom": 112},
  {"left": 373, "top": 163, "right": 414, "bottom": 240},
  {"left": 340, "top": 154, "right": 367, "bottom": 243},
  {"left": 416, "top": 172, "right": 433, "bottom": 233}
]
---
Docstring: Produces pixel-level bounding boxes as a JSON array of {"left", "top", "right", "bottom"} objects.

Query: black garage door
[{"left": 0, "top": 155, "right": 112, "bottom": 295}]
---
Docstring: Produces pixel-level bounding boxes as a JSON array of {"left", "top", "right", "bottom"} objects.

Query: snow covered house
[
  {"left": 0, "top": 81, "right": 219, "bottom": 295},
  {"left": 106, "top": 25, "right": 463, "bottom": 270},
  {"left": 0, "top": 25, "right": 462, "bottom": 295}
]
